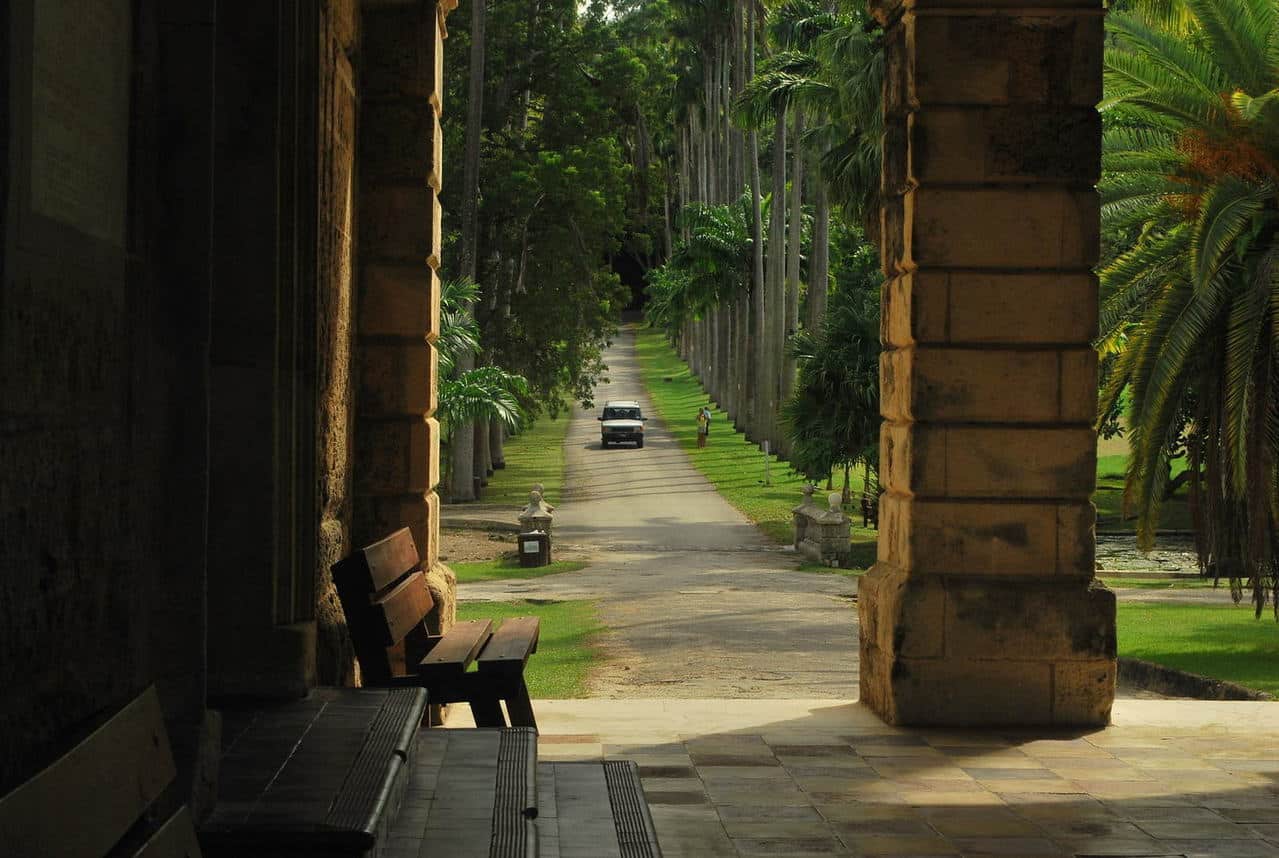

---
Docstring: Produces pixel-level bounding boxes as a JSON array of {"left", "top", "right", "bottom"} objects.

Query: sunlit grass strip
[
  {"left": 450, "top": 557, "right": 589, "bottom": 584},
  {"left": 482, "top": 409, "right": 571, "bottom": 508},
  {"left": 1116, "top": 602, "right": 1279, "bottom": 697},
  {"left": 457, "top": 599, "right": 603, "bottom": 698},
  {"left": 634, "top": 325, "right": 878, "bottom": 554}
]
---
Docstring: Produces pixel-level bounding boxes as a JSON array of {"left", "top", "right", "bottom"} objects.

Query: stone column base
[{"left": 858, "top": 564, "right": 1116, "bottom": 727}]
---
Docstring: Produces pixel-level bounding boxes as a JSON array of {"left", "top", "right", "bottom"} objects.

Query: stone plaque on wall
[{"left": 30, "top": 0, "right": 132, "bottom": 246}]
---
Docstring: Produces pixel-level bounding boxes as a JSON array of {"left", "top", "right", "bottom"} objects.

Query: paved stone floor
[{"left": 448, "top": 698, "right": 1279, "bottom": 858}]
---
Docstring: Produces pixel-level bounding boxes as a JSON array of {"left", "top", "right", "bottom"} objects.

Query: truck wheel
[
  {"left": 601, "top": 440, "right": 609, "bottom": 449},
  {"left": 637, "top": 438, "right": 644, "bottom": 449}
]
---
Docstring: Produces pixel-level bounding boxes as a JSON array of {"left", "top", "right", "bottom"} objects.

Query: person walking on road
[{"left": 696, "top": 407, "right": 710, "bottom": 448}]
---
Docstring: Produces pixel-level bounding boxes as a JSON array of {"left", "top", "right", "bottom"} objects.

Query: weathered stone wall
[
  {"left": 0, "top": 0, "right": 215, "bottom": 792},
  {"left": 859, "top": 0, "right": 1116, "bottom": 726},
  {"left": 316, "top": 0, "right": 361, "bottom": 688}
]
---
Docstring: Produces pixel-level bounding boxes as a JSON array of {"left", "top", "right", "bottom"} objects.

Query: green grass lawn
[
  {"left": 457, "top": 599, "right": 603, "bottom": 698},
  {"left": 634, "top": 326, "right": 879, "bottom": 557},
  {"left": 449, "top": 557, "right": 588, "bottom": 584},
  {"left": 1117, "top": 602, "right": 1279, "bottom": 696},
  {"left": 482, "top": 410, "right": 571, "bottom": 507},
  {"left": 1094, "top": 451, "right": 1193, "bottom": 532}
]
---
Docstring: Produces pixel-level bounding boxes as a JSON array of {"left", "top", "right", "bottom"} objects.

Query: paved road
[{"left": 461, "top": 327, "right": 859, "bottom": 698}]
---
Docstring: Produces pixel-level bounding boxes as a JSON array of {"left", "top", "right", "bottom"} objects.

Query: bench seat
[
  {"left": 201, "top": 687, "right": 427, "bottom": 858},
  {"left": 335, "top": 528, "right": 540, "bottom": 728}
]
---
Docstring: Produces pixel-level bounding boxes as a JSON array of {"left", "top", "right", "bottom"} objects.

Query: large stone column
[
  {"left": 859, "top": 0, "right": 1116, "bottom": 726},
  {"left": 355, "top": 0, "right": 457, "bottom": 638}
]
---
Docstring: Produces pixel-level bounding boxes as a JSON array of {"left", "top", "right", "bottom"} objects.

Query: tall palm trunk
[
  {"left": 449, "top": 0, "right": 486, "bottom": 503},
  {"left": 781, "top": 109, "right": 804, "bottom": 427},
  {"left": 767, "top": 110, "right": 788, "bottom": 447},
  {"left": 748, "top": 6, "right": 766, "bottom": 442},
  {"left": 809, "top": 160, "right": 830, "bottom": 329}
]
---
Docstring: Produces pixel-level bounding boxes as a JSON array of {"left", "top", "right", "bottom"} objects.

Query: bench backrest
[
  {"left": 0, "top": 685, "right": 202, "bottom": 858},
  {"left": 332, "top": 527, "right": 435, "bottom": 684}
]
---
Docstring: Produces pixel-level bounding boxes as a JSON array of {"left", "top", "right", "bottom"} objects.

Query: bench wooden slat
[
  {"left": 334, "top": 527, "right": 420, "bottom": 596},
  {"left": 0, "top": 686, "right": 177, "bottom": 858},
  {"left": 371, "top": 570, "right": 434, "bottom": 646},
  {"left": 477, "top": 617, "right": 540, "bottom": 671},
  {"left": 418, "top": 619, "right": 493, "bottom": 681},
  {"left": 132, "top": 807, "right": 202, "bottom": 858}
]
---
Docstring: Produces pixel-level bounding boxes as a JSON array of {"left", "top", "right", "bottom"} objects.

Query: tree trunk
[
  {"left": 490, "top": 417, "right": 506, "bottom": 470},
  {"left": 449, "top": 0, "right": 486, "bottom": 503},
  {"left": 810, "top": 160, "right": 830, "bottom": 330},
  {"left": 767, "top": 110, "right": 788, "bottom": 448},
  {"left": 781, "top": 109, "right": 804, "bottom": 427},
  {"left": 748, "top": 5, "right": 766, "bottom": 443}
]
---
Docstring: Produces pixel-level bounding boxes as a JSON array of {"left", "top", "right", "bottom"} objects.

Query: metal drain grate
[{"left": 603, "top": 760, "right": 663, "bottom": 858}]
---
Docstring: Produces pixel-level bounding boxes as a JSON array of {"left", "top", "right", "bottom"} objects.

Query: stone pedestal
[
  {"left": 794, "top": 488, "right": 853, "bottom": 567},
  {"left": 859, "top": 0, "right": 1116, "bottom": 726}
]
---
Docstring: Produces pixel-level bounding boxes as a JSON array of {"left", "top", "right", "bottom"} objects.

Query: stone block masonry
[
  {"left": 860, "top": 0, "right": 1115, "bottom": 726},
  {"left": 355, "top": 0, "right": 458, "bottom": 642}
]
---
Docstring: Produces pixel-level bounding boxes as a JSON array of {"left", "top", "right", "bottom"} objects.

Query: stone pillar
[
  {"left": 355, "top": 0, "right": 458, "bottom": 638},
  {"left": 859, "top": 0, "right": 1116, "bottom": 726}
]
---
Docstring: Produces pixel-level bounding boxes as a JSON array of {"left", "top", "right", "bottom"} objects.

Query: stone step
[
  {"left": 202, "top": 687, "right": 428, "bottom": 858},
  {"left": 385, "top": 727, "right": 540, "bottom": 858},
  {"left": 536, "top": 761, "right": 662, "bottom": 858}
]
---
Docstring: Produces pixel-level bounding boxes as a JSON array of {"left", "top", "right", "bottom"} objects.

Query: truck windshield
[{"left": 603, "top": 408, "right": 640, "bottom": 420}]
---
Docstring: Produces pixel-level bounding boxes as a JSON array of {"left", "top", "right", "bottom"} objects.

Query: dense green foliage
[
  {"left": 442, "top": 1, "right": 671, "bottom": 414},
  {"left": 1099, "top": 0, "right": 1279, "bottom": 614},
  {"left": 436, "top": 277, "right": 529, "bottom": 438},
  {"left": 782, "top": 230, "right": 880, "bottom": 483}
]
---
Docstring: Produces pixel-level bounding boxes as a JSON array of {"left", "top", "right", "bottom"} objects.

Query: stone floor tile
[
  {"left": 1163, "top": 841, "right": 1279, "bottom": 858},
  {"left": 603, "top": 741, "right": 688, "bottom": 756},
  {"left": 732, "top": 836, "right": 850, "bottom": 855},
  {"left": 1053, "top": 836, "right": 1169, "bottom": 856},
  {"left": 897, "top": 789, "right": 1005, "bottom": 808},
  {"left": 704, "top": 783, "right": 812, "bottom": 804},
  {"left": 1034, "top": 819, "right": 1151, "bottom": 839},
  {"left": 638, "top": 764, "right": 698, "bottom": 778},
  {"left": 699, "top": 764, "right": 793, "bottom": 780},
  {"left": 836, "top": 833, "right": 959, "bottom": 856},
  {"left": 829, "top": 818, "right": 936, "bottom": 837},
  {"left": 936, "top": 751, "right": 1043, "bottom": 768},
  {"left": 722, "top": 818, "right": 840, "bottom": 839},
  {"left": 643, "top": 789, "right": 712, "bottom": 805},
  {"left": 814, "top": 802, "right": 924, "bottom": 824},
  {"left": 785, "top": 761, "right": 876, "bottom": 775},
  {"left": 1250, "top": 823, "right": 1279, "bottom": 841},
  {"left": 949, "top": 835, "right": 1065, "bottom": 855},
  {"left": 978, "top": 778, "right": 1081, "bottom": 795},
  {"left": 925, "top": 813, "right": 1044, "bottom": 838},
  {"left": 643, "top": 776, "right": 709, "bottom": 792},
  {"left": 1115, "top": 805, "right": 1228, "bottom": 822},
  {"left": 795, "top": 775, "right": 891, "bottom": 796},
  {"left": 1137, "top": 820, "right": 1263, "bottom": 840},
  {"left": 773, "top": 744, "right": 860, "bottom": 757}
]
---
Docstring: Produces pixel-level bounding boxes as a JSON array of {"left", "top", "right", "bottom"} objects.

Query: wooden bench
[
  {"left": 333, "top": 528, "right": 540, "bottom": 729},
  {"left": 0, "top": 685, "right": 202, "bottom": 858}
]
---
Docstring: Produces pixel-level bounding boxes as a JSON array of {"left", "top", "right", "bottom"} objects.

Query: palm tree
[
  {"left": 783, "top": 277, "right": 881, "bottom": 493},
  {"left": 449, "top": 0, "right": 488, "bottom": 503},
  {"left": 645, "top": 196, "right": 756, "bottom": 339},
  {"left": 1099, "top": 0, "right": 1279, "bottom": 615},
  {"left": 438, "top": 278, "right": 530, "bottom": 499}
]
